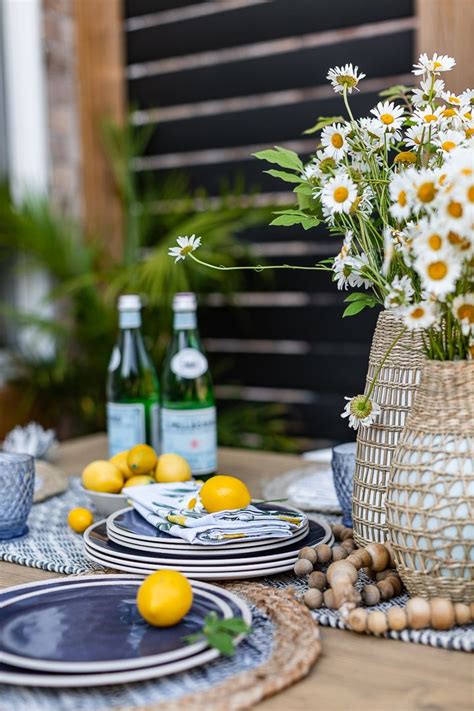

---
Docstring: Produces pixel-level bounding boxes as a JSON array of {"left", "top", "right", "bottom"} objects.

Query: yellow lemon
[
  {"left": 123, "top": 474, "right": 156, "bottom": 488},
  {"left": 68, "top": 507, "right": 93, "bottom": 533},
  {"left": 200, "top": 475, "right": 251, "bottom": 513},
  {"left": 110, "top": 450, "right": 134, "bottom": 479},
  {"left": 136, "top": 570, "right": 193, "bottom": 627},
  {"left": 155, "top": 453, "right": 192, "bottom": 483},
  {"left": 82, "top": 460, "right": 124, "bottom": 493},
  {"left": 127, "top": 444, "right": 158, "bottom": 475}
]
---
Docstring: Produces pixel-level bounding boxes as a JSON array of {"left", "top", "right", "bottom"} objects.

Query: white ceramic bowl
[{"left": 81, "top": 487, "right": 128, "bottom": 517}]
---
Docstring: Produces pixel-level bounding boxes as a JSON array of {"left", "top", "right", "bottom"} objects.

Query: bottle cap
[
  {"left": 173, "top": 292, "right": 197, "bottom": 312},
  {"left": 118, "top": 294, "right": 142, "bottom": 311}
]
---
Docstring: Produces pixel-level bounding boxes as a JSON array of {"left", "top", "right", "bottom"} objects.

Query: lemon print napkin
[{"left": 125, "top": 482, "right": 307, "bottom": 545}]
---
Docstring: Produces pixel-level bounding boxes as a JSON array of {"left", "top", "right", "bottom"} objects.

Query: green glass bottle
[
  {"left": 106, "top": 294, "right": 160, "bottom": 457},
  {"left": 161, "top": 292, "right": 216, "bottom": 479}
]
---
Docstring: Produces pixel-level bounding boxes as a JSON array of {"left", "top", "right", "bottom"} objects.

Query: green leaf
[
  {"left": 220, "top": 617, "right": 252, "bottom": 633},
  {"left": 263, "top": 169, "right": 302, "bottom": 184},
  {"left": 270, "top": 215, "right": 307, "bottom": 227},
  {"left": 253, "top": 146, "right": 303, "bottom": 171},
  {"left": 344, "top": 292, "right": 377, "bottom": 305},
  {"left": 293, "top": 184, "right": 313, "bottom": 195},
  {"left": 303, "top": 116, "right": 345, "bottom": 135},
  {"left": 342, "top": 300, "right": 376, "bottom": 317},
  {"left": 301, "top": 217, "right": 320, "bottom": 230},
  {"left": 207, "top": 632, "right": 236, "bottom": 656},
  {"left": 378, "top": 84, "right": 413, "bottom": 98}
]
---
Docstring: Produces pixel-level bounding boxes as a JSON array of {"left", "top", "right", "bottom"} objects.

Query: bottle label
[
  {"left": 173, "top": 311, "right": 196, "bottom": 330},
  {"left": 150, "top": 403, "right": 160, "bottom": 453},
  {"left": 119, "top": 311, "right": 141, "bottom": 329},
  {"left": 161, "top": 407, "right": 216, "bottom": 475},
  {"left": 170, "top": 348, "right": 208, "bottom": 379},
  {"left": 107, "top": 402, "right": 146, "bottom": 457}
]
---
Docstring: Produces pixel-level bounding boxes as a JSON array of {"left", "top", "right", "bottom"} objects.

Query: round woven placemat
[{"left": 127, "top": 582, "right": 321, "bottom": 711}]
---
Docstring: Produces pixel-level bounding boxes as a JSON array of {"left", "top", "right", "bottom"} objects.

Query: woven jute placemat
[{"left": 120, "top": 582, "right": 321, "bottom": 711}]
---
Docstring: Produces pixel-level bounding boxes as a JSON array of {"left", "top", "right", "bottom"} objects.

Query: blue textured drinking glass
[
  {"left": 331, "top": 442, "right": 356, "bottom": 528},
  {"left": 0, "top": 452, "right": 35, "bottom": 539}
]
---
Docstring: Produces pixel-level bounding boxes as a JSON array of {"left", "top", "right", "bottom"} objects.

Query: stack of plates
[
  {"left": 83, "top": 505, "right": 333, "bottom": 580},
  {"left": 0, "top": 574, "right": 251, "bottom": 687}
]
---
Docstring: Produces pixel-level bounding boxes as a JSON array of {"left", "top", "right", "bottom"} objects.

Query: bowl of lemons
[{"left": 81, "top": 446, "right": 192, "bottom": 517}]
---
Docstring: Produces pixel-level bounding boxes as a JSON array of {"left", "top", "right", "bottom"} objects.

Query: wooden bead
[
  {"left": 386, "top": 575, "right": 403, "bottom": 596},
  {"left": 348, "top": 608, "right": 368, "bottom": 633},
  {"left": 355, "top": 549, "right": 372, "bottom": 567},
  {"left": 299, "top": 546, "right": 318, "bottom": 565},
  {"left": 346, "top": 552, "right": 364, "bottom": 569},
  {"left": 323, "top": 588, "right": 336, "bottom": 608},
  {"left": 341, "top": 538, "right": 357, "bottom": 552},
  {"left": 384, "top": 540, "right": 396, "bottom": 567},
  {"left": 377, "top": 579, "right": 395, "bottom": 601},
  {"left": 454, "top": 603, "right": 471, "bottom": 626},
  {"left": 331, "top": 523, "right": 345, "bottom": 540},
  {"left": 304, "top": 588, "right": 323, "bottom": 609},
  {"left": 375, "top": 569, "right": 395, "bottom": 582},
  {"left": 308, "top": 571, "right": 327, "bottom": 591},
  {"left": 315, "top": 543, "right": 332, "bottom": 564},
  {"left": 387, "top": 607, "right": 407, "bottom": 631},
  {"left": 470, "top": 603, "right": 474, "bottom": 620},
  {"left": 327, "top": 560, "right": 358, "bottom": 585},
  {"left": 362, "top": 584, "right": 381, "bottom": 606},
  {"left": 367, "top": 611, "right": 388, "bottom": 636},
  {"left": 430, "top": 598, "right": 455, "bottom": 630},
  {"left": 332, "top": 545, "right": 348, "bottom": 561},
  {"left": 365, "top": 543, "right": 390, "bottom": 572},
  {"left": 294, "top": 558, "right": 313, "bottom": 576},
  {"left": 340, "top": 527, "right": 354, "bottom": 541},
  {"left": 406, "top": 597, "right": 431, "bottom": 629}
]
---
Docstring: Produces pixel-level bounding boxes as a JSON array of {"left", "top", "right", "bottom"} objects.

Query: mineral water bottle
[
  {"left": 161, "top": 292, "right": 217, "bottom": 479},
  {"left": 106, "top": 294, "right": 160, "bottom": 456}
]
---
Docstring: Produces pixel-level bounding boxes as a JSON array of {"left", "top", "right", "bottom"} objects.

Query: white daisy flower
[
  {"left": 341, "top": 395, "right": 381, "bottom": 430},
  {"left": 412, "top": 218, "right": 449, "bottom": 257},
  {"left": 434, "top": 129, "right": 466, "bottom": 154},
  {"left": 437, "top": 194, "right": 470, "bottom": 231},
  {"left": 168, "top": 234, "right": 201, "bottom": 262},
  {"left": 347, "top": 252, "right": 373, "bottom": 289},
  {"left": 326, "top": 63, "right": 366, "bottom": 94},
  {"left": 320, "top": 123, "right": 350, "bottom": 160},
  {"left": 413, "top": 106, "right": 443, "bottom": 128},
  {"left": 452, "top": 293, "right": 474, "bottom": 335},
  {"left": 441, "top": 91, "right": 463, "bottom": 106},
  {"left": 410, "top": 168, "right": 440, "bottom": 211},
  {"left": 333, "top": 232, "right": 353, "bottom": 290},
  {"left": 371, "top": 100, "right": 405, "bottom": 132},
  {"left": 389, "top": 172, "right": 414, "bottom": 221},
  {"left": 402, "top": 301, "right": 439, "bottom": 330},
  {"left": 384, "top": 274, "right": 415, "bottom": 312},
  {"left": 415, "top": 250, "right": 462, "bottom": 298},
  {"left": 412, "top": 78, "right": 445, "bottom": 107},
  {"left": 413, "top": 53, "right": 456, "bottom": 76},
  {"left": 320, "top": 174, "right": 357, "bottom": 215},
  {"left": 301, "top": 162, "right": 320, "bottom": 180},
  {"left": 459, "top": 88, "right": 474, "bottom": 106},
  {"left": 404, "top": 124, "right": 428, "bottom": 150}
]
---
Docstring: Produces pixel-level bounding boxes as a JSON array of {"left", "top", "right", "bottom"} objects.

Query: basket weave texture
[
  {"left": 352, "top": 311, "right": 425, "bottom": 547},
  {"left": 385, "top": 360, "right": 474, "bottom": 603}
]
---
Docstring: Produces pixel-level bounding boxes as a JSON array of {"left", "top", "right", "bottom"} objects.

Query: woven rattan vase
[
  {"left": 352, "top": 311, "right": 425, "bottom": 547},
  {"left": 385, "top": 360, "right": 474, "bottom": 603}
]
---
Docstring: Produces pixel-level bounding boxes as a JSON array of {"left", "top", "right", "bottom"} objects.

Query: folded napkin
[{"left": 125, "top": 482, "right": 307, "bottom": 545}]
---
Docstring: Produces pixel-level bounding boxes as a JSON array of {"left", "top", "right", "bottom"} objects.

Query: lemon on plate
[
  {"left": 155, "top": 453, "right": 192, "bottom": 483},
  {"left": 68, "top": 507, "right": 93, "bottom": 533},
  {"left": 200, "top": 475, "right": 251, "bottom": 513},
  {"left": 127, "top": 444, "right": 158, "bottom": 475},
  {"left": 109, "top": 450, "right": 134, "bottom": 479},
  {"left": 123, "top": 474, "right": 156, "bottom": 488},
  {"left": 136, "top": 570, "right": 193, "bottom": 627},
  {"left": 82, "top": 461, "right": 124, "bottom": 493}
]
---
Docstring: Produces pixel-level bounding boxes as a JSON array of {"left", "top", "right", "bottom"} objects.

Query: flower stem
[
  {"left": 189, "top": 253, "right": 326, "bottom": 272},
  {"left": 364, "top": 323, "right": 408, "bottom": 404},
  {"left": 343, "top": 86, "right": 356, "bottom": 124}
]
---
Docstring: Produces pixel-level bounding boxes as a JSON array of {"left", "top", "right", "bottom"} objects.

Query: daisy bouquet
[{"left": 169, "top": 53, "right": 473, "bottom": 429}]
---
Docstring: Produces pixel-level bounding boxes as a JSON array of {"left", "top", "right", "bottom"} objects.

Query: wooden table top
[{"left": 0, "top": 434, "right": 472, "bottom": 710}]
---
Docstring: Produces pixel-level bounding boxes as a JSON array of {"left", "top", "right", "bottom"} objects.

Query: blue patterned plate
[{"left": 0, "top": 580, "right": 231, "bottom": 673}]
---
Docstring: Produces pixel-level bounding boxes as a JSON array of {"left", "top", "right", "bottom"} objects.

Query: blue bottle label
[
  {"left": 107, "top": 402, "right": 146, "bottom": 457},
  {"left": 161, "top": 406, "right": 217, "bottom": 475}
]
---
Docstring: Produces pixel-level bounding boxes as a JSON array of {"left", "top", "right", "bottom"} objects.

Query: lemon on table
[
  {"left": 68, "top": 507, "right": 93, "bottom": 533},
  {"left": 136, "top": 570, "right": 193, "bottom": 627},
  {"left": 82, "top": 461, "right": 124, "bottom": 493},
  {"left": 110, "top": 450, "right": 134, "bottom": 479},
  {"left": 127, "top": 444, "right": 158, "bottom": 475},
  {"left": 200, "top": 475, "right": 251, "bottom": 513},
  {"left": 123, "top": 474, "right": 156, "bottom": 488},
  {"left": 155, "top": 453, "right": 192, "bottom": 483}
]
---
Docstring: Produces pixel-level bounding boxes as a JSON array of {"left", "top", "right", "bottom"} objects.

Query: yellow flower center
[
  {"left": 447, "top": 200, "right": 463, "bottom": 218},
  {"left": 336, "top": 75, "right": 358, "bottom": 89},
  {"left": 439, "top": 173, "right": 447, "bottom": 185},
  {"left": 417, "top": 182, "right": 436, "bottom": 203},
  {"left": 464, "top": 111, "right": 472, "bottom": 120},
  {"left": 441, "top": 140, "right": 456, "bottom": 152},
  {"left": 449, "top": 95, "right": 460, "bottom": 104},
  {"left": 457, "top": 304, "right": 474, "bottom": 323},
  {"left": 334, "top": 186, "right": 349, "bottom": 203},
  {"left": 461, "top": 168, "right": 473, "bottom": 176},
  {"left": 424, "top": 114, "right": 438, "bottom": 122},
  {"left": 331, "top": 132, "right": 344, "bottom": 148},
  {"left": 468, "top": 186, "right": 474, "bottom": 202},
  {"left": 427, "top": 261, "right": 448, "bottom": 280},
  {"left": 380, "top": 113, "right": 394, "bottom": 125},
  {"left": 442, "top": 108, "right": 456, "bottom": 117},
  {"left": 396, "top": 190, "right": 407, "bottom": 207},
  {"left": 411, "top": 307, "right": 425, "bottom": 319},
  {"left": 394, "top": 151, "right": 416, "bottom": 164},
  {"left": 466, "top": 128, "right": 474, "bottom": 138},
  {"left": 428, "top": 234, "right": 442, "bottom": 250},
  {"left": 447, "top": 231, "right": 467, "bottom": 248}
]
